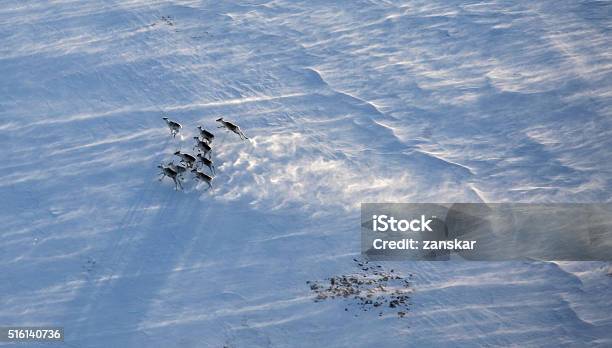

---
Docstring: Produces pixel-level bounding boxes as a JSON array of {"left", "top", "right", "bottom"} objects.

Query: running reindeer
[
  {"left": 216, "top": 117, "right": 248, "bottom": 140},
  {"left": 158, "top": 164, "right": 183, "bottom": 190},
  {"left": 192, "top": 169, "right": 213, "bottom": 190},
  {"left": 162, "top": 117, "right": 182, "bottom": 138},
  {"left": 174, "top": 151, "right": 197, "bottom": 168},
  {"left": 197, "top": 126, "right": 215, "bottom": 144},
  {"left": 166, "top": 161, "right": 187, "bottom": 178},
  {"left": 196, "top": 153, "right": 215, "bottom": 175},
  {"left": 193, "top": 137, "right": 212, "bottom": 159}
]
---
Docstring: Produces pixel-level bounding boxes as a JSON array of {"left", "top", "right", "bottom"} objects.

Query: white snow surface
[{"left": 1, "top": 0, "right": 611, "bottom": 347}]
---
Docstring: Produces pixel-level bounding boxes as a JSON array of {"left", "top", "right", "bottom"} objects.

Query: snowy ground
[{"left": 1, "top": 0, "right": 611, "bottom": 347}]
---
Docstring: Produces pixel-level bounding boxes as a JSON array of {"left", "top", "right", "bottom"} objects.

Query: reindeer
[
  {"left": 193, "top": 137, "right": 212, "bottom": 158},
  {"left": 197, "top": 126, "right": 215, "bottom": 143},
  {"left": 216, "top": 117, "right": 248, "bottom": 140},
  {"left": 166, "top": 162, "right": 187, "bottom": 178},
  {"left": 196, "top": 153, "right": 215, "bottom": 174},
  {"left": 162, "top": 117, "right": 182, "bottom": 138},
  {"left": 173, "top": 151, "right": 196, "bottom": 168},
  {"left": 157, "top": 164, "right": 183, "bottom": 190},
  {"left": 192, "top": 169, "right": 213, "bottom": 189}
]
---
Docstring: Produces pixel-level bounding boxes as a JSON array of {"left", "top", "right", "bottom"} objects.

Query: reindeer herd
[{"left": 158, "top": 116, "right": 249, "bottom": 191}]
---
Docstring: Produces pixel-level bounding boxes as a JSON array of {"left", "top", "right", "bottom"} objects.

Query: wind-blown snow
[{"left": 1, "top": 0, "right": 611, "bottom": 347}]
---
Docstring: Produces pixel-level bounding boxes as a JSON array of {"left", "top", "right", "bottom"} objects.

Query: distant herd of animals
[{"left": 158, "top": 116, "right": 249, "bottom": 190}]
